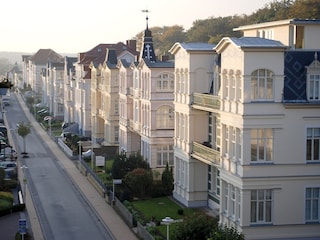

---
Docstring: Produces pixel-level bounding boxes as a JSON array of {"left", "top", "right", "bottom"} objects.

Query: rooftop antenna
[{"left": 142, "top": 9, "right": 150, "bottom": 29}]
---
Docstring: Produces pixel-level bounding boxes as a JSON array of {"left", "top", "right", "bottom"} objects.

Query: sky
[{"left": 0, "top": 0, "right": 272, "bottom": 54}]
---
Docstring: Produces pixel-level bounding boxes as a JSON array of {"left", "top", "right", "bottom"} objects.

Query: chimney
[
  {"left": 160, "top": 55, "right": 169, "bottom": 62},
  {"left": 126, "top": 40, "right": 137, "bottom": 51}
]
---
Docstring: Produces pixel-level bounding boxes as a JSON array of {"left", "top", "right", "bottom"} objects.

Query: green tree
[
  {"left": 172, "top": 212, "right": 219, "bottom": 240},
  {"left": 111, "top": 151, "right": 150, "bottom": 179},
  {"left": 161, "top": 162, "right": 174, "bottom": 195},
  {"left": 288, "top": 0, "right": 320, "bottom": 19},
  {"left": 17, "top": 121, "right": 31, "bottom": 154},
  {"left": 123, "top": 168, "right": 153, "bottom": 198},
  {"left": 209, "top": 225, "right": 245, "bottom": 240}
]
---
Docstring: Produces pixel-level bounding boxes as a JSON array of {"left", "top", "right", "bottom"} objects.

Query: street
[{"left": 5, "top": 93, "right": 114, "bottom": 240}]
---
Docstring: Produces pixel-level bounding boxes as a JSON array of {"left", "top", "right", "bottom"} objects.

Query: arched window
[
  {"left": 156, "top": 106, "right": 174, "bottom": 129},
  {"left": 251, "top": 69, "right": 274, "bottom": 100}
]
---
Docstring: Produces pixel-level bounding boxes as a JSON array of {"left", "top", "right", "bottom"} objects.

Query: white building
[
  {"left": 23, "top": 49, "right": 64, "bottom": 104},
  {"left": 118, "top": 17, "right": 175, "bottom": 171},
  {"left": 90, "top": 41, "right": 138, "bottom": 144},
  {"left": 170, "top": 19, "right": 320, "bottom": 239}
]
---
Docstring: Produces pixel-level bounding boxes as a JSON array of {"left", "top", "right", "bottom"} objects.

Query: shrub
[
  {"left": 172, "top": 212, "right": 219, "bottom": 240},
  {"left": 177, "top": 208, "right": 184, "bottom": 215}
]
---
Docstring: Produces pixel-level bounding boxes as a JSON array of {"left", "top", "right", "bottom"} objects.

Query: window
[
  {"left": 114, "top": 126, "right": 119, "bottom": 143},
  {"left": 156, "top": 73, "right": 174, "bottom": 92},
  {"left": 134, "top": 102, "right": 139, "bottom": 122},
  {"left": 156, "top": 106, "right": 174, "bottom": 129},
  {"left": 308, "top": 74, "right": 320, "bottom": 100},
  {"left": 208, "top": 166, "right": 220, "bottom": 196},
  {"left": 305, "top": 187, "right": 320, "bottom": 223},
  {"left": 251, "top": 69, "right": 273, "bottom": 100},
  {"left": 224, "top": 125, "right": 242, "bottom": 160},
  {"left": 251, "top": 189, "right": 272, "bottom": 223},
  {"left": 224, "top": 183, "right": 229, "bottom": 213},
  {"left": 157, "top": 145, "right": 174, "bottom": 166},
  {"left": 306, "top": 128, "right": 320, "bottom": 161},
  {"left": 251, "top": 129, "right": 273, "bottom": 162},
  {"left": 223, "top": 182, "right": 241, "bottom": 221},
  {"left": 230, "top": 185, "right": 236, "bottom": 218}
]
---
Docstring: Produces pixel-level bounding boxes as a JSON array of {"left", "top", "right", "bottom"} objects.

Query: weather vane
[{"left": 142, "top": 9, "right": 150, "bottom": 29}]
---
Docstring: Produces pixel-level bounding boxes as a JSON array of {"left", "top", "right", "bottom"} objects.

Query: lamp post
[
  {"left": 78, "top": 141, "right": 83, "bottom": 171},
  {"left": 162, "top": 217, "right": 174, "bottom": 240},
  {"left": 43, "top": 116, "right": 52, "bottom": 136}
]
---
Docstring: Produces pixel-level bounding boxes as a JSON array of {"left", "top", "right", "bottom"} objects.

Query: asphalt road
[{"left": 5, "top": 93, "right": 114, "bottom": 240}]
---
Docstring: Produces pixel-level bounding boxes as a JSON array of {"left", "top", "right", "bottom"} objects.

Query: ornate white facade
[{"left": 170, "top": 19, "right": 320, "bottom": 239}]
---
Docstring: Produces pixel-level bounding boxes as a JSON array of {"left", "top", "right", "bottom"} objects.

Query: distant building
[
  {"left": 7, "top": 62, "right": 22, "bottom": 89},
  {"left": 22, "top": 49, "right": 64, "bottom": 104}
]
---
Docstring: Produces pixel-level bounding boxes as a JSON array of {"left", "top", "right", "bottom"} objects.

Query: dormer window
[
  {"left": 308, "top": 74, "right": 320, "bottom": 100},
  {"left": 306, "top": 52, "right": 320, "bottom": 101}
]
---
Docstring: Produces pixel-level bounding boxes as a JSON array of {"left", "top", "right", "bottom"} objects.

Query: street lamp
[
  {"left": 78, "top": 141, "right": 83, "bottom": 171},
  {"left": 162, "top": 216, "right": 174, "bottom": 240},
  {"left": 44, "top": 116, "right": 52, "bottom": 136}
]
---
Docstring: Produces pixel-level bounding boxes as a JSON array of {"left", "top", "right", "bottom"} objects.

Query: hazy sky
[{"left": 1, "top": 0, "right": 272, "bottom": 54}]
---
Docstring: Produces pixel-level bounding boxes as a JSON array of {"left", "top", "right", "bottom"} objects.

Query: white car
[
  {"left": 82, "top": 149, "right": 93, "bottom": 158},
  {"left": 0, "top": 161, "right": 16, "bottom": 169}
]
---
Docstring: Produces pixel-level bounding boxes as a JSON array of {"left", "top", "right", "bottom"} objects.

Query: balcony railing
[
  {"left": 192, "top": 93, "right": 220, "bottom": 110},
  {"left": 192, "top": 141, "right": 220, "bottom": 166}
]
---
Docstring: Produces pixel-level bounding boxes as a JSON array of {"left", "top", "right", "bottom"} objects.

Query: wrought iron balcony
[
  {"left": 192, "top": 141, "right": 220, "bottom": 166},
  {"left": 192, "top": 93, "right": 220, "bottom": 111}
]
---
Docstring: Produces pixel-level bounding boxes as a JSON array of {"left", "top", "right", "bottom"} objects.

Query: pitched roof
[
  {"left": 8, "top": 63, "right": 22, "bottom": 73},
  {"left": 215, "top": 37, "right": 286, "bottom": 53},
  {"left": 140, "top": 58, "right": 174, "bottom": 68},
  {"left": 29, "top": 49, "right": 64, "bottom": 65},
  {"left": 234, "top": 18, "right": 320, "bottom": 32},
  {"left": 169, "top": 42, "right": 215, "bottom": 55},
  {"left": 79, "top": 42, "right": 138, "bottom": 66},
  {"left": 229, "top": 37, "right": 285, "bottom": 48}
]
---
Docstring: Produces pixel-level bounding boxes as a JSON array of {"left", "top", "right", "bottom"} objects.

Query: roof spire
[{"left": 142, "top": 9, "right": 149, "bottom": 29}]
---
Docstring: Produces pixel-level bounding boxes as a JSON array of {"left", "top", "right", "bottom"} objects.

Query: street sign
[
  {"left": 113, "top": 179, "right": 122, "bottom": 184},
  {"left": 19, "top": 218, "right": 27, "bottom": 234}
]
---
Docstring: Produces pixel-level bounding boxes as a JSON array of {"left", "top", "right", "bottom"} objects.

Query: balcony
[
  {"left": 192, "top": 93, "right": 220, "bottom": 111},
  {"left": 192, "top": 141, "right": 220, "bottom": 166}
]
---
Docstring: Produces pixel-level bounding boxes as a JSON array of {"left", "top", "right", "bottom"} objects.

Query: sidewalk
[{"left": 16, "top": 93, "right": 138, "bottom": 240}]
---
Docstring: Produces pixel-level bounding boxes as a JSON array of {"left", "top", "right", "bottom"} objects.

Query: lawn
[
  {"left": 132, "top": 196, "right": 194, "bottom": 221},
  {"left": 0, "top": 191, "right": 14, "bottom": 209},
  {"left": 131, "top": 196, "right": 197, "bottom": 239}
]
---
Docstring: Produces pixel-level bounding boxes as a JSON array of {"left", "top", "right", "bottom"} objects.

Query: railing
[
  {"left": 193, "top": 93, "right": 220, "bottom": 110},
  {"left": 192, "top": 141, "right": 220, "bottom": 165},
  {"left": 80, "top": 160, "right": 107, "bottom": 197}
]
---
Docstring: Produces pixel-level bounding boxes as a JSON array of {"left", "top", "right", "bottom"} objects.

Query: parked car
[
  {"left": 82, "top": 149, "right": 93, "bottom": 158},
  {"left": 0, "top": 161, "right": 16, "bottom": 169},
  {"left": 0, "top": 147, "right": 17, "bottom": 160},
  {"left": 2, "top": 98, "right": 10, "bottom": 106}
]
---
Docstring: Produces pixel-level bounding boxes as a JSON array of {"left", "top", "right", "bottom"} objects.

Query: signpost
[
  {"left": 19, "top": 218, "right": 27, "bottom": 239},
  {"left": 112, "top": 179, "right": 122, "bottom": 202}
]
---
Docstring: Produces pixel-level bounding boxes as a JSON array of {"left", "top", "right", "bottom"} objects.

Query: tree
[
  {"left": 111, "top": 151, "right": 149, "bottom": 179},
  {"left": 123, "top": 168, "right": 153, "bottom": 198},
  {"left": 17, "top": 122, "right": 31, "bottom": 154},
  {"left": 172, "top": 212, "right": 219, "bottom": 240},
  {"left": 161, "top": 162, "right": 174, "bottom": 195}
]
